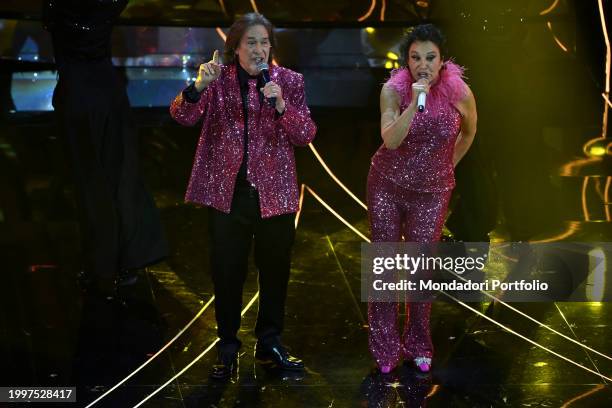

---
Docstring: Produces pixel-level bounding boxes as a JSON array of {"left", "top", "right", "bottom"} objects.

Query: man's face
[{"left": 235, "top": 24, "right": 271, "bottom": 76}]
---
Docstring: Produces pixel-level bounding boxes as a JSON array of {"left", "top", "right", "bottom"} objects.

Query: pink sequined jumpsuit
[{"left": 367, "top": 62, "right": 467, "bottom": 368}]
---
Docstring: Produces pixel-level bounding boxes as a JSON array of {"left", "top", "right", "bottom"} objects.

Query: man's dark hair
[
  {"left": 399, "top": 24, "right": 447, "bottom": 66},
  {"left": 223, "top": 13, "right": 276, "bottom": 64}
]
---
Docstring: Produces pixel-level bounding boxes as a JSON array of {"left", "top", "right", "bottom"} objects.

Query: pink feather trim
[{"left": 385, "top": 60, "right": 468, "bottom": 108}]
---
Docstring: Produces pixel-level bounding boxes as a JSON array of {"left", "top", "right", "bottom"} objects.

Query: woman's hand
[
  {"left": 380, "top": 83, "right": 417, "bottom": 150},
  {"left": 410, "top": 77, "right": 430, "bottom": 108}
]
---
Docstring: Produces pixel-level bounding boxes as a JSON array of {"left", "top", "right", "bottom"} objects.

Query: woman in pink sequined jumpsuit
[{"left": 367, "top": 24, "right": 477, "bottom": 374}]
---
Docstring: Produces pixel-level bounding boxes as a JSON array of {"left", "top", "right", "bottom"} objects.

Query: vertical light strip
[
  {"left": 582, "top": 176, "right": 591, "bottom": 221},
  {"left": 587, "top": 247, "right": 606, "bottom": 302},
  {"left": 295, "top": 183, "right": 306, "bottom": 228},
  {"left": 605, "top": 176, "right": 611, "bottom": 221},
  {"left": 380, "top": 0, "right": 386, "bottom": 22},
  {"left": 597, "top": 0, "right": 610, "bottom": 138},
  {"left": 249, "top": 0, "right": 259, "bottom": 13},
  {"left": 218, "top": 0, "right": 228, "bottom": 16},
  {"left": 358, "top": 0, "right": 377, "bottom": 22}
]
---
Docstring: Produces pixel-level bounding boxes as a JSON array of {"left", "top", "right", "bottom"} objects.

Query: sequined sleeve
[
  {"left": 169, "top": 84, "right": 212, "bottom": 127},
  {"left": 277, "top": 73, "right": 317, "bottom": 146}
]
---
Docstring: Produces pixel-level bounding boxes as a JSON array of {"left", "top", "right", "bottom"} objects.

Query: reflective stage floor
[{"left": 1, "top": 110, "right": 611, "bottom": 407}]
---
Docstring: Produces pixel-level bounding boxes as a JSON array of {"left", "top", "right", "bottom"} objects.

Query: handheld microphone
[
  {"left": 417, "top": 73, "right": 428, "bottom": 113},
  {"left": 256, "top": 62, "right": 276, "bottom": 107}
]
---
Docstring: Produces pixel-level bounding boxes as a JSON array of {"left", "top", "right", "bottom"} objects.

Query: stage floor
[{"left": 1, "top": 111, "right": 611, "bottom": 407}]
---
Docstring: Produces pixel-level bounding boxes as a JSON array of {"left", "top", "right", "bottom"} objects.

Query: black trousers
[{"left": 208, "top": 186, "right": 295, "bottom": 350}]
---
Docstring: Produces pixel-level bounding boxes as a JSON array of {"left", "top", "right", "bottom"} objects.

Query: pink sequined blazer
[{"left": 170, "top": 64, "right": 316, "bottom": 218}]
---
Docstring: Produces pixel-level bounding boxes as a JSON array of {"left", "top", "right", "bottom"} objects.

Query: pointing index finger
[{"left": 212, "top": 50, "right": 219, "bottom": 64}]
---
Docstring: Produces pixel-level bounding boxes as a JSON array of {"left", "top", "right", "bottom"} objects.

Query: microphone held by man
[{"left": 256, "top": 62, "right": 276, "bottom": 107}]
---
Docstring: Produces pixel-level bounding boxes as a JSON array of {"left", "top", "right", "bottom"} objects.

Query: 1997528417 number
[{"left": 0, "top": 387, "right": 76, "bottom": 402}]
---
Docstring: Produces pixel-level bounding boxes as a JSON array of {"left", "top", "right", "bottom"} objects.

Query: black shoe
[
  {"left": 117, "top": 268, "right": 140, "bottom": 287},
  {"left": 210, "top": 350, "right": 238, "bottom": 381},
  {"left": 78, "top": 271, "right": 117, "bottom": 298},
  {"left": 255, "top": 342, "right": 304, "bottom": 371}
]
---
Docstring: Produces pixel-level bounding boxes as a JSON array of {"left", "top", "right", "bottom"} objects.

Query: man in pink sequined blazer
[{"left": 170, "top": 13, "right": 316, "bottom": 380}]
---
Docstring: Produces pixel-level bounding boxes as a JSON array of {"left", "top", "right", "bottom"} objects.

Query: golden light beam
[
  {"left": 380, "top": 0, "right": 386, "bottom": 22},
  {"left": 358, "top": 0, "right": 377, "bottom": 22},
  {"left": 308, "top": 143, "right": 368, "bottom": 210},
  {"left": 442, "top": 292, "right": 612, "bottom": 382},
  {"left": 295, "top": 183, "right": 306, "bottom": 228},
  {"left": 531, "top": 221, "right": 580, "bottom": 243},
  {"left": 218, "top": 0, "right": 228, "bottom": 16},
  {"left": 441, "top": 255, "right": 612, "bottom": 361},
  {"left": 132, "top": 293, "right": 260, "bottom": 408},
  {"left": 580, "top": 2, "right": 610, "bottom": 163},
  {"left": 308, "top": 141, "right": 612, "bottom": 360},
  {"left": 551, "top": 34, "right": 569, "bottom": 52},
  {"left": 560, "top": 157, "right": 601, "bottom": 176},
  {"left": 131, "top": 191, "right": 307, "bottom": 408},
  {"left": 304, "top": 185, "right": 371, "bottom": 242},
  {"left": 426, "top": 384, "right": 440, "bottom": 398},
  {"left": 603, "top": 92, "right": 612, "bottom": 109},
  {"left": 302, "top": 168, "right": 612, "bottom": 361},
  {"left": 560, "top": 384, "right": 606, "bottom": 407},
  {"left": 598, "top": 0, "right": 610, "bottom": 139},
  {"left": 582, "top": 176, "right": 591, "bottom": 221},
  {"left": 85, "top": 295, "right": 216, "bottom": 408},
  {"left": 605, "top": 176, "right": 611, "bottom": 221},
  {"left": 215, "top": 27, "right": 227, "bottom": 42},
  {"left": 554, "top": 303, "right": 607, "bottom": 382},
  {"left": 546, "top": 22, "right": 570, "bottom": 53},
  {"left": 540, "top": 0, "right": 560, "bottom": 16},
  {"left": 598, "top": 0, "right": 610, "bottom": 97},
  {"left": 308, "top": 188, "right": 612, "bottom": 374},
  {"left": 326, "top": 235, "right": 367, "bottom": 325}
]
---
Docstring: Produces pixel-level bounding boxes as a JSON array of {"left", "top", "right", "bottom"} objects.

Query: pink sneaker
[
  {"left": 380, "top": 365, "right": 393, "bottom": 374},
  {"left": 414, "top": 357, "right": 431, "bottom": 373}
]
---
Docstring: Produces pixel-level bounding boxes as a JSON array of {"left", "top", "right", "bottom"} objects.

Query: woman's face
[
  {"left": 235, "top": 24, "right": 271, "bottom": 76},
  {"left": 407, "top": 40, "right": 443, "bottom": 83}
]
